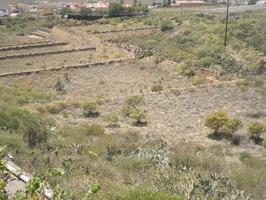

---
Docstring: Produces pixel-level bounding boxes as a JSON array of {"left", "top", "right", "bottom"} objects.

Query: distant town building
[
  {"left": 63, "top": 3, "right": 81, "bottom": 10},
  {"left": 0, "top": 10, "right": 5, "bottom": 17},
  {"left": 7, "top": 5, "right": 17, "bottom": 14},
  {"left": 256, "top": 0, "right": 266, "bottom": 4},
  {"left": 83, "top": 1, "right": 110, "bottom": 9},
  {"left": 171, "top": 0, "right": 207, "bottom": 7}
]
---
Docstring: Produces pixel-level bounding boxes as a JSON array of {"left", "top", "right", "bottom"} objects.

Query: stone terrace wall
[
  {"left": 0, "top": 47, "right": 96, "bottom": 60},
  {"left": 0, "top": 42, "right": 68, "bottom": 51},
  {"left": 91, "top": 26, "right": 158, "bottom": 34},
  {"left": 0, "top": 58, "right": 133, "bottom": 78}
]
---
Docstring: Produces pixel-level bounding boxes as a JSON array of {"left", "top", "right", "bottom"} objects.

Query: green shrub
[
  {"left": 61, "top": 7, "right": 74, "bottom": 16},
  {"left": 247, "top": 122, "right": 265, "bottom": 144},
  {"left": 82, "top": 102, "right": 98, "bottom": 117},
  {"left": 205, "top": 112, "right": 243, "bottom": 142},
  {"left": 0, "top": 84, "right": 52, "bottom": 105},
  {"left": 151, "top": 84, "right": 163, "bottom": 92},
  {"left": 178, "top": 63, "right": 195, "bottom": 78},
  {"left": 262, "top": 139, "right": 266, "bottom": 148},
  {"left": 0, "top": 131, "right": 25, "bottom": 151},
  {"left": 122, "top": 95, "right": 143, "bottom": 117},
  {"left": 55, "top": 79, "right": 65, "bottom": 93},
  {"left": 196, "top": 45, "right": 224, "bottom": 60},
  {"left": 22, "top": 113, "right": 51, "bottom": 148},
  {"left": 220, "top": 118, "right": 242, "bottom": 135},
  {"left": 160, "top": 20, "right": 174, "bottom": 32},
  {"left": 0, "top": 107, "right": 30, "bottom": 131},
  {"left": 109, "top": 3, "right": 124, "bottom": 16},
  {"left": 80, "top": 7, "right": 93, "bottom": 16},
  {"left": 104, "top": 113, "right": 119, "bottom": 127},
  {"left": 204, "top": 111, "right": 229, "bottom": 133},
  {"left": 129, "top": 109, "right": 147, "bottom": 126},
  {"left": 196, "top": 57, "right": 215, "bottom": 68},
  {"left": 175, "top": 34, "right": 197, "bottom": 48}
]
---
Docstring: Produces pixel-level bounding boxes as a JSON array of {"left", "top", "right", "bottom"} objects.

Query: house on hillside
[
  {"left": 256, "top": 0, "right": 266, "bottom": 4},
  {"left": 0, "top": 10, "right": 5, "bottom": 17},
  {"left": 83, "top": 1, "right": 110, "bottom": 9}
]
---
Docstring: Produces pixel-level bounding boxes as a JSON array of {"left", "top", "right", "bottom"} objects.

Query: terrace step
[
  {"left": 0, "top": 42, "right": 68, "bottom": 51},
  {"left": 0, "top": 47, "right": 96, "bottom": 60}
]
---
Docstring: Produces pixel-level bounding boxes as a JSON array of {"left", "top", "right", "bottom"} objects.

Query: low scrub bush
[
  {"left": 175, "top": 34, "right": 197, "bottom": 48},
  {"left": 247, "top": 122, "right": 265, "bottom": 144},
  {"left": 82, "top": 101, "right": 99, "bottom": 117},
  {"left": 104, "top": 112, "right": 119, "bottom": 127},
  {"left": 55, "top": 79, "right": 65, "bottom": 93},
  {"left": 0, "top": 107, "right": 31, "bottom": 131},
  {"left": 0, "top": 84, "right": 52, "bottom": 105},
  {"left": 82, "top": 124, "right": 105, "bottom": 137},
  {"left": 205, "top": 112, "right": 242, "bottom": 141},
  {"left": 262, "top": 139, "right": 266, "bottom": 148},
  {"left": 220, "top": 118, "right": 242, "bottom": 135},
  {"left": 37, "top": 102, "right": 67, "bottom": 114},
  {"left": 122, "top": 95, "right": 143, "bottom": 117},
  {"left": 160, "top": 20, "right": 174, "bottom": 32},
  {"left": 178, "top": 63, "right": 195, "bottom": 78},
  {"left": 151, "top": 84, "right": 163, "bottom": 92},
  {"left": 0, "top": 106, "right": 52, "bottom": 148},
  {"left": 22, "top": 113, "right": 52, "bottom": 148},
  {"left": 129, "top": 109, "right": 147, "bottom": 126},
  {"left": 205, "top": 111, "right": 229, "bottom": 134},
  {"left": 190, "top": 75, "right": 209, "bottom": 86}
]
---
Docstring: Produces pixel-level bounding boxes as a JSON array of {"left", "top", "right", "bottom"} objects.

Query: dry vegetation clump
[
  {"left": 151, "top": 84, "right": 163, "bottom": 92},
  {"left": 122, "top": 95, "right": 144, "bottom": 117},
  {"left": 104, "top": 112, "right": 120, "bottom": 128}
]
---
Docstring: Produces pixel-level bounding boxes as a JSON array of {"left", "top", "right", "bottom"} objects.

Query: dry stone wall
[
  {"left": 0, "top": 42, "right": 68, "bottom": 51},
  {"left": 92, "top": 26, "right": 158, "bottom": 34},
  {"left": 0, "top": 47, "right": 96, "bottom": 60},
  {"left": 0, "top": 58, "right": 134, "bottom": 78}
]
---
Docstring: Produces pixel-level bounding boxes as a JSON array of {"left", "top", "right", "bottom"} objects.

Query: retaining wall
[
  {"left": 0, "top": 58, "right": 133, "bottom": 78},
  {"left": 92, "top": 26, "right": 158, "bottom": 34},
  {"left": 0, "top": 42, "right": 68, "bottom": 51},
  {"left": 0, "top": 47, "right": 96, "bottom": 60}
]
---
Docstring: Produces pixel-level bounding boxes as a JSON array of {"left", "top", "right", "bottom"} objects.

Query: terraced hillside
[{"left": 0, "top": 7, "right": 265, "bottom": 200}]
